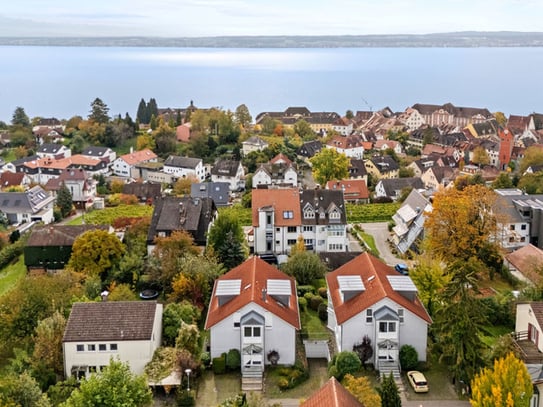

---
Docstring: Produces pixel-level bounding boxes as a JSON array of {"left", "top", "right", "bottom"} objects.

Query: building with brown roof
[
  {"left": 326, "top": 179, "right": 369, "bottom": 203},
  {"left": 63, "top": 301, "right": 162, "bottom": 380},
  {"left": 301, "top": 377, "right": 364, "bottom": 407},
  {"left": 0, "top": 171, "right": 29, "bottom": 190},
  {"left": 205, "top": 256, "right": 300, "bottom": 390},
  {"left": 112, "top": 148, "right": 158, "bottom": 177},
  {"left": 411, "top": 102, "right": 492, "bottom": 128},
  {"left": 327, "top": 252, "right": 431, "bottom": 377},
  {"left": 505, "top": 244, "right": 543, "bottom": 285}
]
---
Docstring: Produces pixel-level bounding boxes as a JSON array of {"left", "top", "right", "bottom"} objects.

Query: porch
[{"left": 512, "top": 331, "right": 543, "bottom": 364}]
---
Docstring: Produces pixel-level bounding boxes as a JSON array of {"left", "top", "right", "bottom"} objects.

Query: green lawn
[
  {"left": 0, "top": 255, "right": 26, "bottom": 297},
  {"left": 195, "top": 370, "right": 241, "bottom": 406},
  {"left": 403, "top": 356, "right": 461, "bottom": 401},
  {"left": 264, "top": 359, "right": 328, "bottom": 399},
  {"left": 66, "top": 216, "right": 84, "bottom": 225},
  {"left": 300, "top": 308, "right": 329, "bottom": 340}
]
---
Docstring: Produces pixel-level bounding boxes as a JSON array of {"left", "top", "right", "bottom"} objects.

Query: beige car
[{"left": 407, "top": 370, "right": 429, "bottom": 393}]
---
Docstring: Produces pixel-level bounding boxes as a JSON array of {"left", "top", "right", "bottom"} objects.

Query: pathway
[{"left": 359, "top": 222, "right": 402, "bottom": 266}]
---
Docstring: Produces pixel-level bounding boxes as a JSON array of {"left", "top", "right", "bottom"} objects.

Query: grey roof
[
  {"left": 81, "top": 146, "right": 111, "bottom": 157},
  {"left": 0, "top": 186, "right": 53, "bottom": 214},
  {"left": 122, "top": 182, "right": 162, "bottom": 200},
  {"left": 164, "top": 155, "right": 202, "bottom": 169},
  {"left": 402, "top": 188, "right": 431, "bottom": 212},
  {"left": 10, "top": 154, "right": 39, "bottom": 167},
  {"left": 297, "top": 140, "right": 322, "bottom": 158},
  {"left": 348, "top": 158, "right": 367, "bottom": 178},
  {"left": 26, "top": 224, "right": 111, "bottom": 247},
  {"left": 37, "top": 143, "right": 64, "bottom": 154},
  {"left": 147, "top": 195, "right": 216, "bottom": 245},
  {"left": 63, "top": 301, "right": 159, "bottom": 342},
  {"left": 191, "top": 182, "right": 230, "bottom": 207},
  {"left": 299, "top": 189, "right": 346, "bottom": 225},
  {"left": 495, "top": 193, "right": 543, "bottom": 224},
  {"left": 211, "top": 159, "right": 241, "bottom": 177},
  {"left": 379, "top": 177, "right": 423, "bottom": 197},
  {"left": 369, "top": 155, "right": 400, "bottom": 173}
]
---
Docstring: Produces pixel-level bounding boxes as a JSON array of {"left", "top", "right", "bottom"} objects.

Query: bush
[
  {"left": 317, "top": 302, "right": 328, "bottom": 322},
  {"left": 298, "top": 297, "right": 307, "bottom": 310},
  {"left": 267, "top": 350, "right": 280, "bottom": 365},
  {"left": 399, "top": 345, "right": 418, "bottom": 371},
  {"left": 0, "top": 239, "right": 24, "bottom": 269},
  {"left": 277, "top": 377, "right": 290, "bottom": 390},
  {"left": 226, "top": 349, "right": 241, "bottom": 371},
  {"left": 200, "top": 352, "right": 211, "bottom": 368},
  {"left": 317, "top": 287, "right": 327, "bottom": 298},
  {"left": 330, "top": 351, "right": 361, "bottom": 380},
  {"left": 298, "top": 285, "right": 315, "bottom": 297},
  {"left": 303, "top": 292, "right": 314, "bottom": 302},
  {"left": 212, "top": 354, "right": 226, "bottom": 374},
  {"left": 176, "top": 389, "right": 195, "bottom": 406},
  {"left": 309, "top": 295, "right": 323, "bottom": 311}
]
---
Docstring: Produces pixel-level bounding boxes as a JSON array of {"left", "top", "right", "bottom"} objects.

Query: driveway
[{"left": 359, "top": 222, "right": 403, "bottom": 266}]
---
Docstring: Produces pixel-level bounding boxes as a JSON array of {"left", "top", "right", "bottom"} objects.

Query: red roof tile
[
  {"left": 119, "top": 149, "right": 157, "bottom": 165},
  {"left": 326, "top": 252, "right": 431, "bottom": 325},
  {"left": 251, "top": 188, "right": 301, "bottom": 227},
  {"left": 301, "top": 377, "right": 364, "bottom": 407},
  {"left": 205, "top": 256, "right": 300, "bottom": 330},
  {"left": 326, "top": 179, "right": 369, "bottom": 200}
]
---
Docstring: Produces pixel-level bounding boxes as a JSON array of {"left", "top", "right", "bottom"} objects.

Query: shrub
[
  {"left": 297, "top": 285, "right": 315, "bottom": 297},
  {"left": 298, "top": 297, "right": 307, "bottom": 310},
  {"left": 200, "top": 352, "right": 211, "bottom": 368},
  {"left": 0, "top": 239, "right": 24, "bottom": 269},
  {"left": 317, "top": 287, "right": 327, "bottom": 298},
  {"left": 277, "top": 377, "right": 290, "bottom": 390},
  {"left": 303, "top": 292, "right": 314, "bottom": 302},
  {"left": 212, "top": 354, "right": 226, "bottom": 374},
  {"left": 399, "top": 345, "right": 418, "bottom": 371},
  {"left": 331, "top": 351, "right": 361, "bottom": 380},
  {"left": 176, "top": 389, "right": 195, "bottom": 407},
  {"left": 317, "top": 302, "right": 328, "bottom": 322},
  {"left": 267, "top": 350, "right": 280, "bottom": 365},
  {"left": 309, "top": 295, "right": 323, "bottom": 311},
  {"left": 226, "top": 349, "right": 241, "bottom": 371}
]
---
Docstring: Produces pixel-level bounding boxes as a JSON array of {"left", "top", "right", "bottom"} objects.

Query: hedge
[{"left": 212, "top": 353, "right": 226, "bottom": 374}]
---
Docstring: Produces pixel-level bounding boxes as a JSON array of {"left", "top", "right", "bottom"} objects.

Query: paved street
[{"left": 359, "top": 222, "right": 402, "bottom": 266}]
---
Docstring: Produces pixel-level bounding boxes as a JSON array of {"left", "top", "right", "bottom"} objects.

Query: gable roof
[
  {"left": 63, "top": 301, "right": 160, "bottom": 342},
  {"left": 506, "top": 244, "right": 543, "bottom": 285},
  {"left": 37, "top": 143, "right": 66, "bottom": 154},
  {"left": 190, "top": 182, "right": 230, "bottom": 207},
  {"left": 205, "top": 256, "right": 300, "bottom": 330},
  {"left": 122, "top": 182, "right": 162, "bottom": 200},
  {"left": 378, "top": 177, "right": 423, "bottom": 196},
  {"left": 81, "top": 146, "right": 112, "bottom": 158},
  {"left": 299, "top": 189, "right": 347, "bottom": 225},
  {"left": 0, "top": 171, "right": 25, "bottom": 188},
  {"left": 369, "top": 155, "right": 399, "bottom": 173},
  {"left": 270, "top": 153, "right": 293, "bottom": 166},
  {"left": 118, "top": 149, "right": 157, "bottom": 166},
  {"left": 252, "top": 188, "right": 301, "bottom": 227},
  {"left": 26, "top": 224, "right": 111, "bottom": 247},
  {"left": 297, "top": 140, "right": 322, "bottom": 158},
  {"left": 211, "top": 159, "right": 241, "bottom": 177},
  {"left": 0, "top": 186, "right": 53, "bottom": 214},
  {"left": 326, "top": 179, "right": 369, "bottom": 201},
  {"left": 164, "top": 155, "right": 202, "bottom": 169},
  {"left": 301, "top": 377, "right": 364, "bottom": 407},
  {"left": 326, "top": 252, "right": 431, "bottom": 325}
]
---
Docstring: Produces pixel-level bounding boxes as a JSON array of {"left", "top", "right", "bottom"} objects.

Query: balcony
[{"left": 512, "top": 331, "right": 543, "bottom": 364}]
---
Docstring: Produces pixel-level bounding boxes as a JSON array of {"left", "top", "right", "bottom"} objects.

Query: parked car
[
  {"left": 407, "top": 370, "right": 428, "bottom": 393},
  {"left": 394, "top": 263, "right": 409, "bottom": 275}
]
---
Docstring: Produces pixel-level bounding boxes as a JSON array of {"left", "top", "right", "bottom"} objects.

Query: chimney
[
  {"left": 100, "top": 290, "right": 109, "bottom": 302},
  {"left": 130, "top": 146, "right": 133, "bottom": 154},
  {"left": 261, "top": 288, "right": 267, "bottom": 302}
]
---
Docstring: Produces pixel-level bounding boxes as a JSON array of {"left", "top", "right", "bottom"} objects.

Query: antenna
[{"left": 361, "top": 97, "right": 373, "bottom": 112}]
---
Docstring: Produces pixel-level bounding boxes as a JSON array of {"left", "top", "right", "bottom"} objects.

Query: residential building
[
  {"left": 81, "top": 146, "right": 116, "bottom": 164},
  {"left": 122, "top": 182, "right": 162, "bottom": 203},
  {"left": 301, "top": 377, "right": 363, "bottom": 407},
  {"left": 0, "top": 185, "right": 55, "bottom": 225},
  {"left": 374, "top": 139, "right": 403, "bottom": 155},
  {"left": 332, "top": 117, "right": 354, "bottom": 136},
  {"left": 410, "top": 102, "right": 492, "bottom": 128},
  {"left": 326, "top": 252, "right": 431, "bottom": 377},
  {"left": 398, "top": 107, "right": 425, "bottom": 132},
  {"left": 176, "top": 123, "right": 192, "bottom": 142},
  {"left": 391, "top": 189, "right": 432, "bottom": 255},
  {"left": 326, "top": 179, "right": 369, "bottom": 203},
  {"left": 163, "top": 155, "right": 206, "bottom": 182},
  {"left": 348, "top": 158, "right": 368, "bottom": 183},
  {"left": 45, "top": 168, "right": 96, "bottom": 209},
  {"left": 242, "top": 136, "right": 269, "bottom": 156},
  {"left": 205, "top": 256, "right": 300, "bottom": 390},
  {"left": 252, "top": 162, "right": 298, "bottom": 189},
  {"left": 505, "top": 244, "right": 543, "bottom": 286},
  {"left": 36, "top": 143, "right": 71, "bottom": 159},
  {"left": 297, "top": 140, "right": 322, "bottom": 159},
  {"left": 63, "top": 301, "right": 163, "bottom": 379},
  {"left": 211, "top": 159, "right": 245, "bottom": 192},
  {"left": 24, "top": 224, "right": 112, "bottom": 271},
  {"left": 374, "top": 177, "right": 424, "bottom": 201},
  {"left": 365, "top": 156, "right": 400, "bottom": 179},
  {"left": 191, "top": 182, "right": 230, "bottom": 207},
  {"left": 112, "top": 148, "right": 158, "bottom": 177},
  {"left": 0, "top": 171, "right": 30, "bottom": 190},
  {"left": 326, "top": 135, "right": 364, "bottom": 159},
  {"left": 255, "top": 107, "right": 340, "bottom": 134},
  {"left": 147, "top": 196, "right": 217, "bottom": 253},
  {"left": 421, "top": 166, "right": 457, "bottom": 191}
]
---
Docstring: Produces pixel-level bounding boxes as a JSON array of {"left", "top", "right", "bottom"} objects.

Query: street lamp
[{"left": 185, "top": 368, "right": 192, "bottom": 391}]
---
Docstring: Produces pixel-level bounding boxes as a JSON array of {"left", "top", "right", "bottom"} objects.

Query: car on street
[
  {"left": 407, "top": 370, "right": 429, "bottom": 393},
  {"left": 394, "top": 263, "right": 409, "bottom": 275}
]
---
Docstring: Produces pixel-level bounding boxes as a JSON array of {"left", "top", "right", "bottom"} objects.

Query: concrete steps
[
  {"left": 378, "top": 361, "right": 404, "bottom": 391},
  {"left": 242, "top": 375, "right": 263, "bottom": 391}
]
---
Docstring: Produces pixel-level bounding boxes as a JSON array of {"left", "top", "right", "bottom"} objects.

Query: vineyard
[{"left": 82, "top": 204, "right": 154, "bottom": 225}]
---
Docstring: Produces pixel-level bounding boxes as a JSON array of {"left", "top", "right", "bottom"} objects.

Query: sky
[{"left": 0, "top": 0, "right": 541, "bottom": 37}]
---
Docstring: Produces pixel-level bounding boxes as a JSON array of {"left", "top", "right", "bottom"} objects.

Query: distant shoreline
[{"left": 1, "top": 32, "right": 543, "bottom": 48}]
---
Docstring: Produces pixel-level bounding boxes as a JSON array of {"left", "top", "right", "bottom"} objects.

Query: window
[
  {"left": 287, "top": 239, "right": 297, "bottom": 245},
  {"left": 303, "top": 226, "right": 313, "bottom": 232},
  {"left": 329, "top": 210, "right": 340, "bottom": 220},
  {"left": 521, "top": 237, "right": 526, "bottom": 242},
  {"left": 509, "top": 237, "right": 515, "bottom": 243},
  {"left": 304, "top": 208, "right": 315, "bottom": 219},
  {"left": 287, "top": 226, "right": 297, "bottom": 233},
  {"left": 328, "top": 243, "right": 343, "bottom": 251},
  {"left": 99, "top": 344, "right": 107, "bottom": 351},
  {"left": 244, "top": 326, "right": 261, "bottom": 337},
  {"left": 234, "top": 322, "right": 240, "bottom": 328},
  {"left": 510, "top": 225, "right": 515, "bottom": 231},
  {"left": 266, "top": 215, "right": 272, "bottom": 225},
  {"left": 89, "top": 366, "right": 97, "bottom": 373},
  {"left": 88, "top": 344, "right": 96, "bottom": 351},
  {"left": 379, "top": 322, "right": 396, "bottom": 333},
  {"left": 366, "top": 309, "right": 373, "bottom": 323},
  {"left": 283, "top": 210, "right": 294, "bottom": 219},
  {"left": 110, "top": 344, "right": 118, "bottom": 351},
  {"left": 521, "top": 224, "right": 527, "bottom": 230},
  {"left": 76, "top": 344, "right": 84, "bottom": 352},
  {"left": 398, "top": 308, "right": 404, "bottom": 324}
]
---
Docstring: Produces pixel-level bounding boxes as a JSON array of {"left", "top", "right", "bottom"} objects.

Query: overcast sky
[{"left": 0, "top": 0, "right": 540, "bottom": 37}]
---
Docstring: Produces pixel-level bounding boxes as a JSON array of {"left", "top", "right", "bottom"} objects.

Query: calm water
[{"left": 0, "top": 46, "right": 542, "bottom": 122}]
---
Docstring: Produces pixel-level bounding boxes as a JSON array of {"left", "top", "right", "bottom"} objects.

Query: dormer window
[
  {"left": 283, "top": 211, "right": 294, "bottom": 219},
  {"left": 329, "top": 209, "right": 340, "bottom": 220},
  {"left": 304, "top": 207, "right": 315, "bottom": 219}
]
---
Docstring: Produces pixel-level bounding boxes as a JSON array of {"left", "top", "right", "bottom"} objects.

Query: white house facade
[
  {"left": 211, "top": 159, "right": 245, "bottom": 191},
  {"left": 163, "top": 155, "right": 205, "bottom": 181}
]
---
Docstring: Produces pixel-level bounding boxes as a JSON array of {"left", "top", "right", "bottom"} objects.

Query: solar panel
[
  {"left": 387, "top": 275, "right": 417, "bottom": 292},
  {"left": 337, "top": 275, "right": 364, "bottom": 291},
  {"left": 216, "top": 279, "right": 241, "bottom": 296},
  {"left": 267, "top": 279, "right": 291, "bottom": 295}
]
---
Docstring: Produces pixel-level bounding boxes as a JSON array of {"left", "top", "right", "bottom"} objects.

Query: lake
[{"left": 0, "top": 46, "right": 542, "bottom": 122}]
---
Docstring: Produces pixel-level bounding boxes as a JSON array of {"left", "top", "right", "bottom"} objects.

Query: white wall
[{"left": 516, "top": 303, "right": 543, "bottom": 352}]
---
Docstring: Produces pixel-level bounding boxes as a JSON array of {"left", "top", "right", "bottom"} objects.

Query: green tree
[
  {"left": 491, "top": 172, "right": 514, "bottom": 189},
  {"left": 328, "top": 351, "right": 361, "bottom": 381},
  {"left": 163, "top": 301, "right": 201, "bottom": 346},
  {"left": 234, "top": 104, "right": 252, "bottom": 128},
  {"left": 153, "top": 123, "right": 177, "bottom": 157},
  {"left": 11, "top": 106, "right": 30, "bottom": 127},
  {"left": 147, "top": 98, "right": 158, "bottom": 120},
  {"left": 377, "top": 372, "right": 401, "bottom": 407},
  {"left": 0, "top": 371, "right": 50, "bottom": 407},
  {"left": 470, "top": 353, "right": 532, "bottom": 407},
  {"left": 149, "top": 114, "right": 158, "bottom": 130},
  {"left": 282, "top": 251, "right": 328, "bottom": 285},
  {"left": 399, "top": 345, "right": 418, "bottom": 371},
  {"left": 494, "top": 111, "right": 507, "bottom": 127},
  {"left": 62, "top": 359, "right": 152, "bottom": 407},
  {"left": 175, "top": 322, "right": 200, "bottom": 357},
  {"left": 310, "top": 148, "right": 350, "bottom": 186},
  {"left": 137, "top": 98, "right": 148, "bottom": 124},
  {"left": 519, "top": 145, "right": 543, "bottom": 174},
  {"left": 293, "top": 119, "right": 315, "bottom": 139},
  {"left": 88, "top": 97, "right": 110, "bottom": 124},
  {"left": 67, "top": 230, "right": 125, "bottom": 280},
  {"left": 409, "top": 254, "right": 450, "bottom": 317},
  {"left": 472, "top": 146, "right": 490, "bottom": 167},
  {"left": 207, "top": 211, "right": 248, "bottom": 269},
  {"left": 518, "top": 172, "right": 543, "bottom": 194},
  {"left": 56, "top": 183, "right": 73, "bottom": 218},
  {"left": 32, "top": 310, "right": 67, "bottom": 378},
  {"left": 343, "top": 374, "right": 381, "bottom": 407},
  {"left": 345, "top": 110, "right": 354, "bottom": 119}
]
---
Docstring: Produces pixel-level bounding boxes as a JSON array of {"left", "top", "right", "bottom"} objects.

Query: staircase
[
  {"left": 378, "top": 360, "right": 404, "bottom": 391},
  {"left": 242, "top": 369, "right": 263, "bottom": 391}
]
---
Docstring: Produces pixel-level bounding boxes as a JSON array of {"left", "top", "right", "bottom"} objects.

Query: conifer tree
[
  {"left": 377, "top": 372, "right": 401, "bottom": 407},
  {"left": 57, "top": 182, "right": 73, "bottom": 218},
  {"left": 136, "top": 98, "right": 147, "bottom": 123}
]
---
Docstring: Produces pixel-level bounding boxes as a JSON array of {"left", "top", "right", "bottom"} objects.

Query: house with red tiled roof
[
  {"left": 374, "top": 139, "right": 403, "bottom": 155},
  {"left": 301, "top": 377, "right": 364, "bottom": 407},
  {"left": 112, "top": 148, "right": 158, "bottom": 177},
  {"left": 0, "top": 171, "right": 30, "bottom": 190},
  {"left": 326, "top": 179, "right": 369, "bottom": 203},
  {"left": 326, "top": 252, "right": 431, "bottom": 378},
  {"left": 326, "top": 135, "right": 364, "bottom": 159},
  {"left": 205, "top": 256, "right": 300, "bottom": 390}
]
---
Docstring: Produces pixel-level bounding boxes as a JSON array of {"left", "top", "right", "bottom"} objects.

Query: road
[{"left": 359, "top": 222, "right": 403, "bottom": 266}]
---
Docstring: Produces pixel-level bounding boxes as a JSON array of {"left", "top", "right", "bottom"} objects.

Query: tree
[
  {"left": 518, "top": 172, "right": 543, "bottom": 194},
  {"left": 137, "top": 98, "right": 148, "bottom": 124},
  {"left": 377, "top": 372, "right": 401, "bottom": 407},
  {"left": 0, "top": 371, "right": 50, "bottom": 407},
  {"left": 408, "top": 254, "right": 450, "bottom": 317},
  {"left": 352, "top": 335, "right": 373, "bottom": 368},
  {"left": 346, "top": 110, "right": 354, "bottom": 119},
  {"left": 207, "top": 211, "right": 248, "bottom": 269},
  {"left": 424, "top": 184, "right": 500, "bottom": 264},
  {"left": 175, "top": 322, "right": 200, "bottom": 357},
  {"left": 11, "top": 106, "right": 30, "bottom": 127},
  {"left": 494, "top": 111, "right": 507, "bottom": 127},
  {"left": 67, "top": 230, "right": 125, "bottom": 280},
  {"left": 472, "top": 146, "right": 490, "bottom": 167},
  {"left": 310, "top": 148, "right": 350, "bottom": 186},
  {"left": 328, "top": 351, "right": 361, "bottom": 380},
  {"left": 282, "top": 251, "right": 327, "bottom": 285},
  {"left": 173, "top": 175, "right": 199, "bottom": 196},
  {"left": 343, "top": 374, "right": 381, "bottom": 407},
  {"left": 470, "top": 353, "right": 532, "bottom": 407},
  {"left": 293, "top": 119, "right": 315, "bottom": 139},
  {"left": 234, "top": 104, "right": 252, "bottom": 128},
  {"left": 88, "top": 97, "right": 110, "bottom": 124},
  {"left": 62, "top": 359, "right": 152, "bottom": 407},
  {"left": 163, "top": 301, "right": 201, "bottom": 346},
  {"left": 56, "top": 183, "right": 73, "bottom": 218},
  {"left": 136, "top": 134, "right": 155, "bottom": 151},
  {"left": 399, "top": 345, "right": 418, "bottom": 371},
  {"left": 519, "top": 145, "right": 543, "bottom": 174},
  {"left": 492, "top": 172, "right": 513, "bottom": 189},
  {"left": 32, "top": 310, "right": 67, "bottom": 378},
  {"left": 153, "top": 123, "right": 177, "bottom": 157}
]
